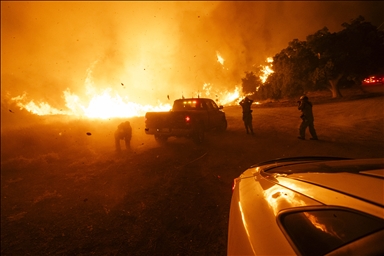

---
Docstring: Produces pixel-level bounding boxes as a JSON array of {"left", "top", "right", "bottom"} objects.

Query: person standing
[
  {"left": 297, "top": 95, "right": 318, "bottom": 140},
  {"left": 239, "top": 96, "right": 254, "bottom": 135}
]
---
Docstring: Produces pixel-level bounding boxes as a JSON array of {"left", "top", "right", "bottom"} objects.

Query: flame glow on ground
[{"left": 9, "top": 57, "right": 273, "bottom": 119}]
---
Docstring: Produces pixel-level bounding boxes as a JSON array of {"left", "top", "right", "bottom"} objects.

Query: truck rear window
[{"left": 173, "top": 100, "right": 205, "bottom": 111}]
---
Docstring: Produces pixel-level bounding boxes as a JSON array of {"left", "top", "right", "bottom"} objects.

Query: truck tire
[{"left": 154, "top": 135, "right": 168, "bottom": 145}]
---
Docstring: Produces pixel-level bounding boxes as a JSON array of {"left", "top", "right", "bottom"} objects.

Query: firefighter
[
  {"left": 239, "top": 96, "right": 254, "bottom": 135},
  {"left": 297, "top": 95, "right": 318, "bottom": 140},
  {"left": 115, "top": 121, "right": 132, "bottom": 151}
]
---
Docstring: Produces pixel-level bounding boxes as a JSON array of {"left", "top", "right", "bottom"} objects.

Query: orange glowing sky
[{"left": 1, "top": 1, "right": 383, "bottom": 118}]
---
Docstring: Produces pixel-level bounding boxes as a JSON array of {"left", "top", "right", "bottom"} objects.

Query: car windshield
[{"left": 279, "top": 208, "right": 384, "bottom": 256}]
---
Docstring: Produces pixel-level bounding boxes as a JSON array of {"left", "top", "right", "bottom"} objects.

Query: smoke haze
[{"left": 1, "top": 1, "right": 383, "bottom": 117}]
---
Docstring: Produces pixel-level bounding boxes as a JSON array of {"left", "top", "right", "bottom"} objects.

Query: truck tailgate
[
  {"left": 145, "top": 112, "right": 172, "bottom": 128},
  {"left": 145, "top": 111, "right": 193, "bottom": 130}
]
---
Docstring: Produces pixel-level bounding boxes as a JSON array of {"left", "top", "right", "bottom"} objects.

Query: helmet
[{"left": 300, "top": 95, "right": 308, "bottom": 100}]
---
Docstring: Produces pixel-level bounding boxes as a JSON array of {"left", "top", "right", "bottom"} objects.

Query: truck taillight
[{"left": 185, "top": 116, "right": 191, "bottom": 122}]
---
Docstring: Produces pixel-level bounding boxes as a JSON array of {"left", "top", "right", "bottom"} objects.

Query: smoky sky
[{"left": 1, "top": 1, "right": 383, "bottom": 109}]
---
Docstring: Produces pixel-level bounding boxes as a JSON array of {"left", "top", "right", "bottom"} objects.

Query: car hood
[{"left": 244, "top": 158, "right": 384, "bottom": 218}]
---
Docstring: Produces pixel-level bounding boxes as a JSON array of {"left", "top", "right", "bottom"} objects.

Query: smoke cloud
[{"left": 1, "top": 1, "right": 383, "bottom": 114}]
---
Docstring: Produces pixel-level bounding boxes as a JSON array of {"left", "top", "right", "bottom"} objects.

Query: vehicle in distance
[
  {"left": 228, "top": 156, "right": 384, "bottom": 256},
  {"left": 144, "top": 97, "right": 227, "bottom": 144},
  {"left": 362, "top": 75, "right": 384, "bottom": 85}
]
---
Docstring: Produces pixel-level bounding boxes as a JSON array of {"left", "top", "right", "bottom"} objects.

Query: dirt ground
[{"left": 1, "top": 86, "right": 384, "bottom": 255}]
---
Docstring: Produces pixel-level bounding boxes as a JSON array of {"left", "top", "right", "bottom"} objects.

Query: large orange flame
[
  {"left": 9, "top": 54, "right": 270, "bottom": 118},
  {"left": 11, "top": 87, "right": 173, "bottom": 119},
  {"left": 260, "top": 57, "right": 274, "bottom": 84},
  {"left": 202, "top": 83, "right": 240, "bottom": 106},
  {"left": 10, "top": 81, "right": 241, "bottom": 119}
]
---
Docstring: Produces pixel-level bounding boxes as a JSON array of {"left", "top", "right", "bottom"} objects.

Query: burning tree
[
  {"left": 240, "top": 58, "right": 274, "bottom": 100},
  {"left": 241, "top": 71, "right": 262, "bottom": 95}
]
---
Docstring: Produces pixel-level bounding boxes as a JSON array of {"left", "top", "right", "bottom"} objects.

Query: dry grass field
[{"left": 1, "top": 85, "right": 383, "bottom": 255}]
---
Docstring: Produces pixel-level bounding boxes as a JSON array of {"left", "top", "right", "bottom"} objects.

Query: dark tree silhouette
[
  {"left": 307, "top": 16, "right": 384, "bottom": 98},
  {"left": 268, "top": 39, "right": 318, "bottom": 98}
]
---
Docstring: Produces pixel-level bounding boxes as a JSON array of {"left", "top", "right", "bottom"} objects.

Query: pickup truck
[{"left": 144, "top": 98, "right": 227, "bottom": 144}]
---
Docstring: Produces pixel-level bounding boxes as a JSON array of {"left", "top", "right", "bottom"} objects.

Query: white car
[{"left": 228, "top": 157, "right": 384, "bottom": 256}]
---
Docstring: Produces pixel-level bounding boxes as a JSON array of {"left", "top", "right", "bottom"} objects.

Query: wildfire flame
[
  {"left": 10, "top": 82, "right": 241, "bottom": 119},
  {"left": 202, "top": 83, "right": 240, "bottom": 106},
  {"left": 11, "top": 87, "right": 173, "bottom": 119},
  {"left": 8, "top": 54, "right": 269, "bottom": 119},
  {"left": 260, "top": 57, "right": 274, "bottom": 84},
  {"left": 216, "top": 51, "right": 224, "bottom": 65}
]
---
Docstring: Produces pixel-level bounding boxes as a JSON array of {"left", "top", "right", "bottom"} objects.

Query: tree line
[{"left": 242, "top": 16, "right": 384, "bottom": 99}]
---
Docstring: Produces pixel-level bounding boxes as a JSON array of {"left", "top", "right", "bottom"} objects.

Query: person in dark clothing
[
  {"left": 297, "top": 95, "right": 318, "bottom": 140},
  {"left": 115, "top": 121, "right": 132, "bottom": 151},
  {"left": 239, "top": 96, "right": 254, "bottom": 135}
]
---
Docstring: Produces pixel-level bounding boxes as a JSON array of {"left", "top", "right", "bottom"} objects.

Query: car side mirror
[{"left": 219, "top": 105, "right": 224, "bottom": 109}]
